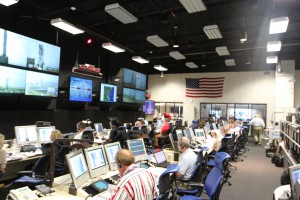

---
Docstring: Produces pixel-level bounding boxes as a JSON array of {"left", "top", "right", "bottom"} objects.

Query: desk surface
[{"left": 39, "top": 166, "right": 166, "bottom": 200}]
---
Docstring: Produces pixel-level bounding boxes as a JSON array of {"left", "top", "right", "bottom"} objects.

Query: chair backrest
[
  {"left": 140, "top": 125, "right": 148, "bottom": 134},
  {"left": 82, "top": 130, "right": 94, "bottom": 144},
  {"left": 158, "top": 164, "right": 180, "bottom": 200},
  {"left": 115, "top": 126, "right": 129, "bottom": 148},
  {"left": 132, "top": 126, "right": 139, "bottom": 131},
  {"left": 41, "top": 142, "right": 52, "bottom": 155},
  {"left": 204, "top": 152, "right": 229, "bottom": 199},
  {"left": 55, "top": 145, "right": 70, "bottom": 167},
  {"left": 32, "top": 155, "right": 51, "bottom": 179}
]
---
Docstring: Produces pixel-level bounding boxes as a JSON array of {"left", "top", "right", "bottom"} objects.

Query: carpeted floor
[{"left": 219, "top": 142, "right": 285, "bottom": 200}]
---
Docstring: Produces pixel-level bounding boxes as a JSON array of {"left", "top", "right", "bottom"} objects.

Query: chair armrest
[
  {"left": 17, "top": 170, "right": 33, "bottom": 177},
  {"left": 187, "top": 182, "right": 204, "bottom": 188}
]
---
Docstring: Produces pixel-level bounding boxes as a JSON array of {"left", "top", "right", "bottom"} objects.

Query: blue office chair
[
  {"left": 178, "top": 152, "right": 226, "bottom": 200},
  {"left": 16, "top": 154, "right": 51, "bottom": 188},
  {"left": 157, "top": 164, "right": 180, "bottom": 200}
]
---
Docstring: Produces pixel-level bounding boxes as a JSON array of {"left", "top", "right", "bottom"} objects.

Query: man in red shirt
[{"left": 154, "top": 113, "right": 171, "bottom": 147}]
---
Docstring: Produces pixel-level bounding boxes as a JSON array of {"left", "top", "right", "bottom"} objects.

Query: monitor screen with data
[
  {"left": 104, "top": 142, "right": 121, "bottom": 171},
  {"left": 289, "top": 164, "right": 300, "bottom": 189},
  {"left": 84, "top": 145, "right": 109, "bottom": 178},
  {"left": 65, "top": 149, "right": 90, "bottom": 189},
  {"left": 127, "top": 138, "right": 147, "bottom": 162},
  {"left": 100, "top": 83, "right": 117, "bottom": 102},
  {"left": 175, "top": 129, "right": 183, "bottom": 141},
  {"left": 94, "top": 123, "right": 104, "bottom": 134},
  {"left": 14, "top": 125, "right": 38, "bottom": 146},
  {"left": 37, "top": 126, "right": 55, "bottom": 144}
]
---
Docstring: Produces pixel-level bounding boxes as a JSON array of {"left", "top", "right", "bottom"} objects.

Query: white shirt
[
  {"left": 249, "top": 117, "right": 265, "bottom": 128},
  {"left": 178, "top": 148, "right": 197, "bottom": 179}
]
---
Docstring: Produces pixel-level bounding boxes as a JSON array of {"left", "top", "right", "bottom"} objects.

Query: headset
[{"left": 116, "top": 153, "right": 123, "bottom": 168}]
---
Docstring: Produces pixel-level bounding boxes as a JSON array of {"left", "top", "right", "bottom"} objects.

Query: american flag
[{"left": 185, "top": 77, "right": 225, "bottom": 98}]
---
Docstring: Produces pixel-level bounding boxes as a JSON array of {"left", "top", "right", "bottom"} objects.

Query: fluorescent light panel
[
  {"left": 154, "top": 65, "right": 168, "bottom": 71},
  {"left": 216, "top": 46, "right": 230, "bottom": 56},
  {"left": 267, "top": 41, "right": 282, "bottom": 52},
  {"left": 266, "top": 56, "right": 278, "bottom": 64},
  {"left": 105, "top": 3, "right": 138, "bottom": 24},
  {"left": 269, "top": 16, "right": 289, "bottom": 34},
  {"left": 203, "top": 25, "right": 223, "bottom": 39},
  {"left": 225, "top": 59, "right": 236, "bottom": 66},
  {"left": 132, "top": 56, "right": 149, "bottom": 64},
  {"left": 51, "top": 18, "right": 84, "bottom": 35},
  {"left": 179, "top": 0, "right": 207, "bottom": 13},
  {"left": 0, "top": 0, "right": 18, "bottom": 6},
  {"left": 169, "top": 51, "right": 186, "bottom": 60},
  {"left": 186, "top": 62, "right": 199, "bottom": 69},
  {"left": 147, "top": 35, "right": 169, "bottom": 47},
  {"left": 102, "top": 42, "right": 125, "bottom": 53}
]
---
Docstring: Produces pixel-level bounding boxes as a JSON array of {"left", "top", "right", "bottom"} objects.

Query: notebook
[{"left": 153, "top": 151, "right": 170, "bottom": 168}]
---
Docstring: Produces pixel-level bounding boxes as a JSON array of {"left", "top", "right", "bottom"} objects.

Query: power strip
[{"left": 35, "top": 184, "right": 55, "bottom": 195}]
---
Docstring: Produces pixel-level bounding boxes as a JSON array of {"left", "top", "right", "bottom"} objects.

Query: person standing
[{"left": 249, "top": 113, "right": 265, "bottom": 145}]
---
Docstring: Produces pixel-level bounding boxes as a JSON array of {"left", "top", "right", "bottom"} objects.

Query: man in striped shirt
[{"left": 109, "top": 149, "right": 156, "bottom": 200}]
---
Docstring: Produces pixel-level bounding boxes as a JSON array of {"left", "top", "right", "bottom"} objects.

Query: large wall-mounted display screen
[
  {"left": 0, "top": 65, "right": 26, "bottom": 94},
  {"left": 25, "top": 71, "right": 59, "bottom": 97},
  {"left": 100, "top": 83, "right": 117, "bottom": 103},
  {"left": 143, "top": 100, "right": 155, "bottom": 115},
  {"left": 123, "top": 87, "right": 145, "bottom": 104},
  {"left": 123, "top": 68, "right": 146, "bottom": 90},
  {"left": 0, "top": 28, "right": 61, "bottom": 73},
  {"left": 69, "top": 76, "right": 93, "bottom": 102}
]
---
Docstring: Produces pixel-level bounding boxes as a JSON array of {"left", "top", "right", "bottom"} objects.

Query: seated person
[
  {"left": 74, "top": 121, "right": 86, "bottom": 140},
  {"left": 125, "top": 123, "right": 132, "bottom": 132},
  {"left": 230, "top": 120, "right": 241, "bottom": 137},
  {"left": 154, "top": 113, "right": 171, "bottom": 147},
  {"left": 0, "top": 133, "right": 6, "bottom": 188},
  {"left": 102, "top": 119, "right": 121, "bottom": 143},
  {"left": 189, "top": 120, "right": 199, "bottom": 129},
  {"left": 50, "top": 129, "right": 62, "bottom": 141},
  {"left": 134, "top": 120, "right": 142, "bottom": 128},
  {"left": 173, "top": 137, "right": 197, "bottom": 180},
  {"left": 109, "top": 149, "right": 156, "bottom": 200}
]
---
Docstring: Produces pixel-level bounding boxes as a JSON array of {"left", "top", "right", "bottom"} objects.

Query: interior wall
[{"left": 148, "top": 71, "right": 277, "bottom": 127}]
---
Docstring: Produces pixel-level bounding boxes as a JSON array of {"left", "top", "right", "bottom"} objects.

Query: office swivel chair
[
  {"left": 157, "top": 164, "right": 180, "bottom": 200},
  {"left": 54, "top": 145, "right": 70, "bottom": 176},
  {"left": 82, "top": 130, "right": 94, "bottom": 145},
  {"left": 115, "top": 126, "right": 129, "bottom": 148},
  {"left": 178, "top": 152, "right": 228, "bottom": 200},
  {"left": 16, "top": 154, "right": 51, "bottom": 187}
]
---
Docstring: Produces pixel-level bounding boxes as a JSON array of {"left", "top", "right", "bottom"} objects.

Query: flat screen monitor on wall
[
  {"left": 14, "top": 125, "right": 38, "bottom": 146},
  {"left": 123, "top": 68, "right": 146, "bottom": 90},
  {"left": 123, "top": 87, "right": 145, "bottom": 104},
  {"left": 69, "top": 76, "right": 93, "bottom": 102},
  {"left": 0, "top": 65, "right": 26, "bottom": 94},
  {"left": 143, "top": 100, "right": 155, "bottom": 115},
  {"left": 0, "top": 28, "right": 61, "bottom": 73},
  {"left": 100, "top": 83, "right": 117, "bottom": 103},
  {"left": 25, "top": 71, "right": 59, "bottom": 97},
  {"left": 65, "top": 149, "right": 90, "bottom": 189},
  {"left": 84, "top": 145, "right": 109, "bottom": 179}
]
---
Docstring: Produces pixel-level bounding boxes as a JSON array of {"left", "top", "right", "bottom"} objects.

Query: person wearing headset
[
  {"left": 174, "top": 137, "right": 197, "bottom": 180},
  {"left": 109, "top": 149, "right": 156, "bottom": 200}
]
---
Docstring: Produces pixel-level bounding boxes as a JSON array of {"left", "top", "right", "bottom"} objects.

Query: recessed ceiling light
[
  {"left": 269, "top": 16, "right": 289, "bottom": 34},
  {"left": 267, "top": 41, "right": 281, "bottom": 52}
]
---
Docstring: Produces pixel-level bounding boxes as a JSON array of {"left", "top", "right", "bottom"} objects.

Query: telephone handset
[{"left": 9, "top": 186, "right": 39, "bottom": 200}]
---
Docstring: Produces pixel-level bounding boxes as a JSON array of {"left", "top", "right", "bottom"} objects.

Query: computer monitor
[
  {"left": 203, "top": 122, "right": 211, "bottom": 134},
  {"left": 289, "top": 164, "right": 300, "bottom": 191},
  {"left": 175, "top": 129, "right": 183, "bottom": 141},
  {"left": 194, "top": 129, "right": 206, "bottom": 138},
  {"left": 14, "top": 125, "right": 38, "bottom": 146},
  {"left": 184, "top": 128, "right": 192, "bottom": 140},
  {"left": 188, "top": 127, "right": 195, "bottom": 139},
  {"left": 84, "top": 145, "right": 109, "bottom": 179},
  {"left": 104, "top": 142, "right": 121, "bottom": 171},
  {"left": 127, "top": 138, "right": 147, "bottom": 162},
  {"left": 157, "top": 119, "right": 162, "bottom": 127},
  {"left": 94, "top": 123, "right": 104, "bottom": 134},
  {"left": 211, "top": 123, "right": 218, "bottom": 130},
  {"left": 169, "top": 134, "right": 179, "bottom": 152},
  {"left": 37, "top": 126, "right": 55, "bottom": 144},
  {"left": 100, "top": 83, "right": 117, "bottom": 103},
  {"left": 65, "top": 149, "right": 90, "bottom": 189}
]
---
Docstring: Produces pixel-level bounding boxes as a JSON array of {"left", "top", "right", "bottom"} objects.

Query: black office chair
[
  {"left": 41, "top": 142, "right": 52, "bottom": 155},
  {"left": 157, "top": 164, "right": 180, "bottom": 200},
  {"left": 16, "top": 154, "right": 51, "bottom": 188},
  {"left": 140, "top": 125, "right": 149, "bottom": 134},
  {"left": 82, "top": 130, "right": 94, "bottom": 145},
  {"left": 54, "top": 145, "right": 70, "bottom": 176},
  {"left": 114, "top": 126, "right": 129, "bottom": 148}
]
